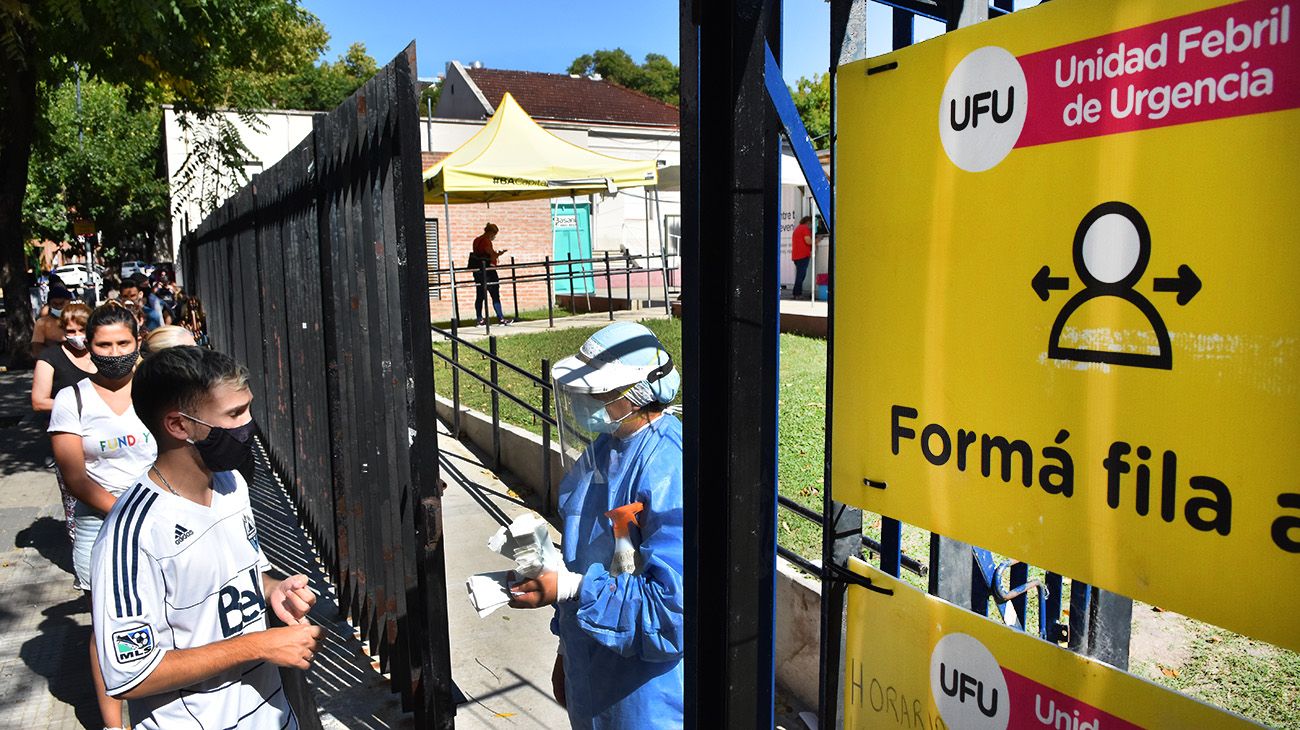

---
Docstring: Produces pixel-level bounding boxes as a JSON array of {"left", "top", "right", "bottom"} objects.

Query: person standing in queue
[
  {"left": 469, "top": 222, "right": 513, "bottom": 327},
  {"left": 791, "top": 215, "right": 813, "bottom": 299},
  {"left": 31, "top": 301, "right": 97, "bottom": 543},
  {"left": 92, "top": 346, "right": 321, "bottom": 729},
  {"left": 48, "top": 301, "right": 157, "bottom": 730},
  {"left": 509, "top": 321, "right": 684, "bottom": 729},
  {"left": 31, "top": 285, "right": 73, "bottom": 358}
]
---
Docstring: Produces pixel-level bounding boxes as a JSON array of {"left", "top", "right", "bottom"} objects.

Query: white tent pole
[
  {"left": 444, "top": 192, "right": 458, "bottom": 330},
  {"left": 643, "top": 190, "right": 652, "bottom": 306},
  {"left": 653, "top": 187, "right": 669, "bottom": 315}
]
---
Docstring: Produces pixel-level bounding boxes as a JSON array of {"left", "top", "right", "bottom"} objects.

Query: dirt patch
[{"left": 1128, "top": 602, "right": 1199, "bottom": 680}]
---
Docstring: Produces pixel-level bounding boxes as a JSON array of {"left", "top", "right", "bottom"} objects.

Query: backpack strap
[{"left": 73, "top": 382, "right": 83, "bottom": 418}]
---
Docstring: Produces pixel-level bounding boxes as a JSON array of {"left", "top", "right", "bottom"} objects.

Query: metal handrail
[{"left": 432, "top": 326, "right": 552, "bottom": 390}]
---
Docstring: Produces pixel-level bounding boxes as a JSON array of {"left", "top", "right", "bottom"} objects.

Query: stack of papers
[{"left": 466, "top": 571, "right": 514, "bottom": 618}]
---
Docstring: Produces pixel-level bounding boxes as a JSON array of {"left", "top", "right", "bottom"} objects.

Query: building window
[{"left": 426, "top": 218, "right": 441, "bottom": 299}]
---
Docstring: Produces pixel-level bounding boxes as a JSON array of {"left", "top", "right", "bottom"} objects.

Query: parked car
[
  {"left": 120, "top": 260, "right": 151, "bottom": 278},
  {"left": 52, "top": 263, "right": 101, "bottom": 291}
]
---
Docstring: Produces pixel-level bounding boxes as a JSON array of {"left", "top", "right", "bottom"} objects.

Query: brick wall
[{"left": 424, "top": 198, "right": 555, "bottom": 322}]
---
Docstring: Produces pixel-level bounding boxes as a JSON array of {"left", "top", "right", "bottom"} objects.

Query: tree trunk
[{"left": 0, "top": 58, "right": 38, "bottom": 368}]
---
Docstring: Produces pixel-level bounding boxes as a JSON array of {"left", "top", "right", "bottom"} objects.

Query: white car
[
  {"left": 52, "top": 263, "right": 101, "bottom": 290},
  {"left": 120, "top": 260, "right": 151, "bottom": 278}
]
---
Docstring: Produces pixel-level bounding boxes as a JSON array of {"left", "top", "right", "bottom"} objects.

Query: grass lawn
[{"left": 431, "top": 319, "right": 1298, "bottom": 728}]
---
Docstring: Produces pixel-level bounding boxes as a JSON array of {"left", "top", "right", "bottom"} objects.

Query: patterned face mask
[{"left": 90, "top": 350, "right": 138, "bottom": 379}]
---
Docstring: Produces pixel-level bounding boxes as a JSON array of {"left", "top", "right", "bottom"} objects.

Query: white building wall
[{"left": 163, "top": 106, "right": 315, "bottom": 267}]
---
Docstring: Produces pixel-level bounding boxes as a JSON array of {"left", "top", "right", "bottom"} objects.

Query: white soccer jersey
[{"left": 91, "top": 470, "right": 297, "bottom": 730}]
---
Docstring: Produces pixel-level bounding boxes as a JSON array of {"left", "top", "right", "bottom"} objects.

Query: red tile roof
[{"left": 466, "top": 68, "right": 679, "bottom": 128}]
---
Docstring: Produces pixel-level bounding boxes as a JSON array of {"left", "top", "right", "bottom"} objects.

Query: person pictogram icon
[{"left": 1038, "top": 201, "right": 1199, "bottom": 370}]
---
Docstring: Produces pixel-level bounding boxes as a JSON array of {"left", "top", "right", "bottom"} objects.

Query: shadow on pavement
[
  {"left": 15, "top": 516, "right": 74, "bottom": 578},
  {"left": 247, "top": 440, "right": 412, "bottom": 729},
  {"left": 17, "top": 595, "right": 100, "bottom": 729}
]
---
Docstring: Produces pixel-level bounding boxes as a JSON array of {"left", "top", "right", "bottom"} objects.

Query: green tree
[
  {"left": 24, "top": 76, "right": 170, "bottom": 258},
  {"left": 255, "top": 41, "right": 380, "bottom": 112},
  {"left": 790, "top": 74, "right": 830, "bottom": 150},
  {"left": 567, "top": 49, "right": 679, "bottom": 106},
  {"left": 0, "top": 0, "right": 320, "bottom": 363}
]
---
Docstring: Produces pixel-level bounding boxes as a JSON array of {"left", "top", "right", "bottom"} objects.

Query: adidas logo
[{"left": 174, "top": 524, "right": 194, "bottom": 544}]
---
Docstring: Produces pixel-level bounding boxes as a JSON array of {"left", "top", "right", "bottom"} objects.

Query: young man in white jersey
[{"left": 91, "top": 346, "right": 322, "bottom": 729}]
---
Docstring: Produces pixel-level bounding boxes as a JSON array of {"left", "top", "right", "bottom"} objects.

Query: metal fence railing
[
  {"left": 432, "top": 251, "right": 679, "bottom": 334},
  {"left": 182, "top": 45, "right": 454, "bottom": 728}
]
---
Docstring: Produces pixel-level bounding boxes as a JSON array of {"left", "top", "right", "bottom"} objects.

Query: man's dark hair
[
  {"left": 799, "top": 215, "right": 812, "bottom": 225},
  {"left": 133, "top": 346, "right": 250, "bottom": 437}
]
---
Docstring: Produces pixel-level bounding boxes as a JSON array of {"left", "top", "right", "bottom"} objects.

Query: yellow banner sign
[
  {"left": 832, "top": 0, "right": 1300, "bottom": 651},
  {"left": 843, "top": 559, "right": 1260, "bottom": 729}
]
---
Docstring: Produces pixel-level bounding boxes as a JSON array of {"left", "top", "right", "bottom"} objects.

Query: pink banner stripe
[{"left": 1015, "top": 0, "right": 1299, "bottom": 148}]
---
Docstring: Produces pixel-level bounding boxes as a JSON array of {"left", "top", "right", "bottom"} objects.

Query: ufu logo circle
[
  {"left": 929, "top": 633, "right": 1011, "bottom": 730},
  {"left": 938, "top": 46, "right": 1028, "bottom": 172}
]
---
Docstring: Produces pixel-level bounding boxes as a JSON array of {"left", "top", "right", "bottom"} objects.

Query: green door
[{"left": 552, "top": 202, "right": 594, "bottom": 294}]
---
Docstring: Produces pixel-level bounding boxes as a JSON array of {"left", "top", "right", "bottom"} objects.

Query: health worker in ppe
[{"left": 508, "top": 321, "right": 684, "bottom": 729}]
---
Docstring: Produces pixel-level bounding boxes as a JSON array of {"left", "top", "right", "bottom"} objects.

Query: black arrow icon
[
  {"left": 1153, "top": 264, "right": 1201, "bottom": 305},
  {"left": 1032, "top": 265, "right": 1069, "bottom": 301}
]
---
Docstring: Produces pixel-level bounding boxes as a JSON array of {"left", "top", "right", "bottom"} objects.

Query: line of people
[
  {"left": 34, "top": 301, "right": 317, "bottom": 730},
  {"left": 31, "top": 283, "right": 685, "bottom": 728}
]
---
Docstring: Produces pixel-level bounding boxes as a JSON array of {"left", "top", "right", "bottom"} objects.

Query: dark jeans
[
  {"left": 793, "top": 256, "right": 810, "bottom": 297},
  {"left": 473, "top": 266, "right": 505, "bottom": 320}
]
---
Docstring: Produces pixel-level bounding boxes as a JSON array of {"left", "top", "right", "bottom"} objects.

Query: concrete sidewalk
[{"left": 0, "top": 370, "right": 101, "bottom": 729}]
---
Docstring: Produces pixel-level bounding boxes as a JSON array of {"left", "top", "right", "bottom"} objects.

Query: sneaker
[
  {"left": 476, "top": 318, "right": 487, "bottom": 326},
  {"left": 498, "top": 318, "right": 514, "bottom": 326}
]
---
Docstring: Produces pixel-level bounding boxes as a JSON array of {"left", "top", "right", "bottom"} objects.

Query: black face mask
[
  {"left": 182, "top": 414, "right": 256, "bottom": 473},
  {"left": 91, "top": 350, "right": 138, "bottom": 380}
]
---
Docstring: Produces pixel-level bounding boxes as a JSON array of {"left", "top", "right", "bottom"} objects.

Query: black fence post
[
  {"left": 624, "top": 251, "right": 632, "bottom": 310},
  {"left": 450, "top": 259, "right": 460, "bottom": 329},
  {"left": 489, "top": 335, "right": 501, "bottom": 468},
  {"left": 451, "top": 336, "right": 461, "bottom": 438},
  {"left": 604, "top": 251, "right": 614, "bottom": 320},
  {"left": 510, "top": 255, "right": 520, "bottom": 320},
  {"left": 479, "top": 260, "right": 491, "bottom": 335},
  {"left": 541, "top": 358, "right": 552, "bottom": 515},
  {"left": 567, "top": 252, "right": 575, "bottom": 313},
  {"left": 545, "top": 256, "right": 554, "bottom": 327}
]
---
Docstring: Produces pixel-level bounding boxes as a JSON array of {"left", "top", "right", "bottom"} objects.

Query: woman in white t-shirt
[{"left": 49, "top": 301, "right": 157, "bottom": 730}]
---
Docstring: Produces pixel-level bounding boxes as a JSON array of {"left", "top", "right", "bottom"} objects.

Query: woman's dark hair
[
  {"left": 799, "top": 215, "right": 812, "bottom": 225},
  {"left": 87, "top": 300, "right": 139, "bottom": 340}
]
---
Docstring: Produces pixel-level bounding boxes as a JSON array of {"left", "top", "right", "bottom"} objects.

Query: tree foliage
[
  {"left": 24, "top": 76, "right": 169, "bottom": 258},
  {"left": 790, "top": 74, "right": 830, "bottom": 150},
  {"left": 567, "top": 49, "right": 679, "bottom": 106},
  {"left": 0, "top": 0, "right": 322, "bottom": 362}
]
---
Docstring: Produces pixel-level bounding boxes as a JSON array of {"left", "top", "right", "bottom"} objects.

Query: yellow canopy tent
[
  {"left": 423, "top": 92, "right": 658, "bottom": 204},
  {"left": 423, "top": 92, "right": 670, "bottom": 324}
]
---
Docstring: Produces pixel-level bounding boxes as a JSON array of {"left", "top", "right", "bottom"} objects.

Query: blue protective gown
[{"left": 551, "top": 414, "right": 685, "bottom": 729}]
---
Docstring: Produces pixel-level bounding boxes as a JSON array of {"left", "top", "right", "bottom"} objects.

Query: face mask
[
  {"left": 91, "top": 350, "right": 138, "bottom": 379},
  {"left": 181, "top": 413, "right": 256, "bottom": 473},
  {"left": 50, "top": 307, "right": 63, "bottom": 317},
  {"left": 571, "top": 393, "right": 631, "bottom": 434},
  {"left": 64, "top": 335, "right": 86, "bottom": 350}
]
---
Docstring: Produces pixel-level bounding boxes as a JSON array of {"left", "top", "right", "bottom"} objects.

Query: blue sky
[
  {"left": 300, "top": 2, "right": 1044, "bottom": 88},
  {"left": 302, "top": 0, "right": 922, "bottom": 87}
]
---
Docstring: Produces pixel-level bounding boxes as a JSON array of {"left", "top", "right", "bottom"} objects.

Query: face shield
[{"left": 550, "top": 322, "right": 680, "bottom": 473}]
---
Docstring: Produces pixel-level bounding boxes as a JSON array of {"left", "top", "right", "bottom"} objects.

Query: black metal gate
[{"left": 183, "top": 44, "right": 454, "bottom": 728}]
